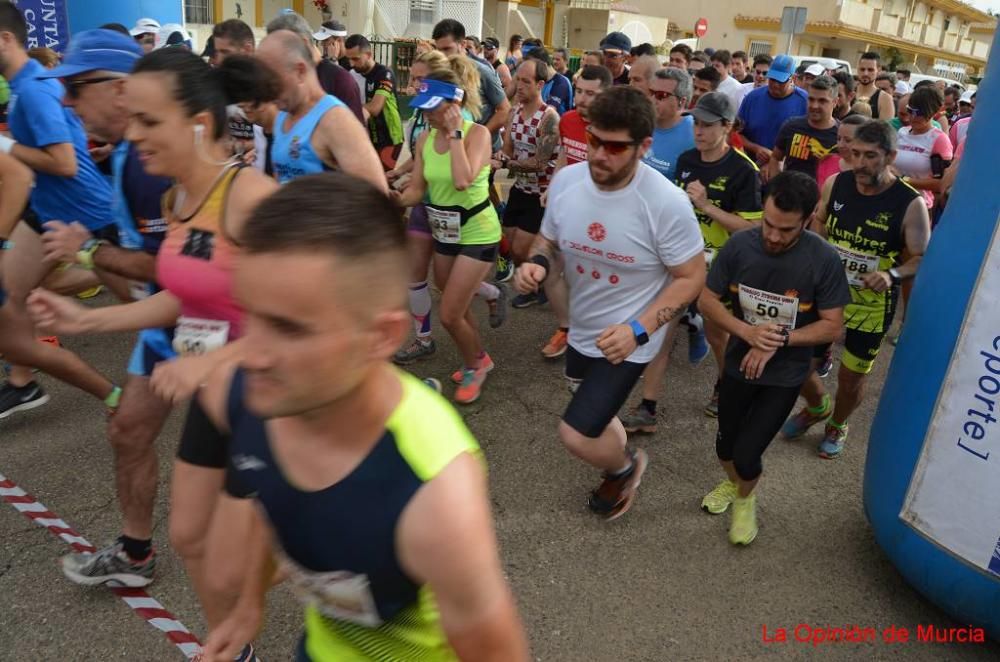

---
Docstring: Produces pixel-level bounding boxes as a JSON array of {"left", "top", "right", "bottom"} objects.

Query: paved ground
[{"left": 1, "top": 292, "right": 998, "bottom": 661}]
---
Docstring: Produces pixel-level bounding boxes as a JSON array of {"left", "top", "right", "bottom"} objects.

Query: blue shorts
[{"left": 127, "top": 328, "right": 176, "bottom": 377}]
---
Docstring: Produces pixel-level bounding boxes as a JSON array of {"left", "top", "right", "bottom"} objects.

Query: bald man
[
  {"left": 256, "top": 30, "right": 386, "bottom": 189},
  {"left": 628, "top": 54, "right": 660, "bottom": 98}
]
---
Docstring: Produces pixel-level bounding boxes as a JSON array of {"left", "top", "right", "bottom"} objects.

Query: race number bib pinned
[
  {"left": 833, "top": 244, "right": 880, "bottom": 287},
  {"left": 287, "top": 564, "right": 383, "bottom": 627},
  {"left": 426, "top": 207, "right": 461, "bottom": 244},
  {"left": 738, "top": 284, "right": 799, "bottom": 329},
  {"left": 172, "top": 317, "right": 230, "bottom": 356}
]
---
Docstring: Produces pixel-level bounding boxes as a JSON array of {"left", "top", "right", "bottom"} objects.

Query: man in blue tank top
[{"left": 256, "top": 31, "right": 386, "bottom": 189}]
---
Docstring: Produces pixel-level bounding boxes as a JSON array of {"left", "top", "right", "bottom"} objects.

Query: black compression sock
[
  {"left": 639, "top": 399, "right": 657, "bottom": 415},
  {"left": 119, "top": 535, "right": 152, "bottom": 561}
]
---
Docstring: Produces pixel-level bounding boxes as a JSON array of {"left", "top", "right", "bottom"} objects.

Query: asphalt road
[{"left": 1, "top": 293, "right": 997, "bottom": 661}]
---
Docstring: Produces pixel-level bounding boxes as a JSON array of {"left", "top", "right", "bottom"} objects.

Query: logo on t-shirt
[
  {"left": 587, "top": 222, "right": 607, "bottom": 242},
  {"left": 680, "top": 171, "right": 691, "bottom": 179},
  {"left": 788, "top": 133, "right": 835, "bottom": 161},
  {"left": 833, "top": 201, "right": 844, "bottom": 211}
]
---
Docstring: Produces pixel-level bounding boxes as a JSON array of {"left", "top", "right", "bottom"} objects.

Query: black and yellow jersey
[{"left": 825, "top": 171, "right": 919, "bottom": 333}]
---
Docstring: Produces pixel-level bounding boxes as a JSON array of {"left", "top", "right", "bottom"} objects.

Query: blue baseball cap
[
  {"left": 409, "top": 79, "right": 464, "bottom": 110},
  {"left": 768, "top": 54, "right": 795, "bottom": 83},
  {"left": 38, "top": 29, "right": 142, "bottom": 79}
]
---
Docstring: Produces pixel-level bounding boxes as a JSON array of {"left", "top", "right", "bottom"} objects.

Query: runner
[
  {"left": 855, "top": 51, "right": 895, "bottom": 120},
  {"left": 643, "top": 67, "right": 694, "bottom": 181},
  {"left": 781, "top": 121, "right": 930, "bottom": 458},
  {"left": 709, "top": 50, "right": 746, "bottom": 110},
  {"left": 690, "top": 66, "right": 721, "bottom": 106},
  {"left": 525, "top": 46, "right": 574, "bottom": 115},
  {"left": 255, "top": 30, "right": 386, "bottom": 189},
  {"left": 893, "top": 85, "right": 953, "bottom": 210},
  {"left": 627, "top": 55, "right": 659, "bottom": 98},
  {"left": 0, "top": 4, "right": 122, "bottom": 420},
  {"left": 514, "top": 86, "right": 704, "bottom": 519},
  {"left": 668, "top": 43, "right": 692, "bottom": 70},
  {"left": 553, "top": 47, "right": 570, "bottom": 77},
  {"left": 824, "top": 113, "right": 868, "bottom": 184},
  {"left": 0, "top": 152, "right": 32, "bottom": 301},
  {"left": 129, "top": 17, "right": 159, "bottom": 53},
  {"left": 600, "top": 31, "right": 631, "bottom": 86},
  {"left": 737, "top": 54, "right": 807, "bottom": 169},
  {"left": 392, "top": 73, "right": 501, "bottom": 404},
  {"left": 832, "top": 70, "right": 856, "bottom": 121},
  {"left": 768, "top": 75, "right": 839, "bottom": 183},
  {"left": 741, "top": 54, "right": 771, "bottom": 97},
  {"left": 699, "top": 171, "right": 850, "bottom": 544},
  {"left": 622, "top": 92, "right": 762, "bottom": 432},
  {"left": 498, "top": 57, "right": 560, "bottom": 307},
  {"left": 27, "top": 48, "right": 281, "bottom": 660},
  {"left": 208, "top": 19, "right": 258, "bottom": 165},
  {"left": 731, "top": 51, "right": 752, "bottom": 84},
  {"left": 537, "top": 64, "right": 613, "bottom": 360},
  {"left": 482, "top": 37, "right": 513, "bottom": 93},
  {"left": 345, "top": 34, "right": 405, "bottom": 170}
]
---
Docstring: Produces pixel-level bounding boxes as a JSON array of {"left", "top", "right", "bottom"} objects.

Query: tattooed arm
[
  {"left": 506, "top": 107, "right": 560, "bottom": 173},
  {"left": 637, "top": 253, "right": 706, "bottom": 334}
]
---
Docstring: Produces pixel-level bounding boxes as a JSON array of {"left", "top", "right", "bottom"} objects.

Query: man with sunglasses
[
  {"left": 482, "top": 37, "right": 513, "bottom": 95},
  {"left": 514, "top": 86, "right": 704, "bottom": 520},
  {"left": 741, "top": 54, "right": 771, "bottom": 98},
  {"left": 643, "top": 68, "right": 694, "bottom": 181},
  {"left": 600, "top": 31, "right": 632, "bottom": 86},
  {"left": 0, "top": 4, "right": 123, "bottom": 420},
  {"left": 737, "top": 54, "right": 807, "bottom": 169}
]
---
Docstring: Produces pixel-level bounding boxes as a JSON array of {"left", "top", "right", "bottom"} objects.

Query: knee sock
[
  {"left": 408, "top": 281, "right": 432, "bottom": 339},
  {"left": 118, "top": 534, "right": 152, "bottom": 561},
  {"left": 477, "top": 282, "right": 500, "bottom": 301}
]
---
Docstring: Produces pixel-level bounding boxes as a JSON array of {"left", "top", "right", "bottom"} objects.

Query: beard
[{"left": 588, "top": 152, "right": 641, "bottom": 189}]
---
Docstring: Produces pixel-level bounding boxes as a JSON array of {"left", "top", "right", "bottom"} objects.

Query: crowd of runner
[{"left": 0, "top": 2, "right": 972, "bottom": 659}]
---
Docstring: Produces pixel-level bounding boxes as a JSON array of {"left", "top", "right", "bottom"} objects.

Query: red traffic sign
[{"left": 695, "top": 18, "right": 708, "bottom": 38}]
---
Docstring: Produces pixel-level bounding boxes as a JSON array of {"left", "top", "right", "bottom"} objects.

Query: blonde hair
[
  {"left": 415, "top": 39, "right": 435, "bottom": 56},
  {"left": 28, "top": 47, "right": 59, "bottom": 69},
  {"left": 850, "top": 100, "right": 873, "bottom": 118},
  {"left": 414, "top": 50, "right": 482, "bottom": 120}
]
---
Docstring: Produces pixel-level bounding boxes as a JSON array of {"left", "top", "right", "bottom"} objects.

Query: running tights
[{"left": 715, "top": 376, "right": 801, "bottom": 481}]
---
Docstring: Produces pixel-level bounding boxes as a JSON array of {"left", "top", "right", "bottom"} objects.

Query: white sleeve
[
  {"left": 252, "top": 125, "right": 267, "bottom": 173},
  {"left": 656, "top": 187, "right": 704, "bottom": 267},
  {"left": 540, "top": 165, "right": 570, "bottom": 241}
]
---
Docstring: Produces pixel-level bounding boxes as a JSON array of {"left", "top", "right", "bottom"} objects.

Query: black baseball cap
[
  {"left": 687, "top": 92, "right": 737, "bottom": 123},
  {"left": 600, "top": 31, "right": 632, "bottom": 53},
  {"left": 483, "top": 37, "right": 500, "bottom": 50}
]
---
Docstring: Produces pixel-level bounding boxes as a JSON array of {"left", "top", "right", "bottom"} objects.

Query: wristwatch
[
  {"left": 888, "top": 268, "right": 902, "bottom": 285},
  {"left": 780, "top": 327, "right": 791, "bottom": 347},
  {"left": 77, "top": 238, "right": 107, "bottom": 270},
  {"left": 450, "top": 129, "right": 464, "bottom": 140},
  {"left": 629, "top": 320, "right": 650, "bottom": 346},
  {"left": 0, "top": 238, "right": 10, "bottom": 250}
]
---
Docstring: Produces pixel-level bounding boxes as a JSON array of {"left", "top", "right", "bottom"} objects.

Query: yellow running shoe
[
  {"left": 729, "top": 493, "right": 758, "bottom": 546},
  {"left": 76, "top": 286, "right": 103, "bottom": 300},
  {"left": 701, "top": 479, "right": 738, "bottom": 514}
]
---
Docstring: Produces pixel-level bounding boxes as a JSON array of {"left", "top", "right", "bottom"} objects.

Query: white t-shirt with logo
[{"left": 541, "top": 162, "right": 704, "bottom": 363}]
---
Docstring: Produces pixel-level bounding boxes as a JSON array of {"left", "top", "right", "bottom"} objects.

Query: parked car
[{"left": 790, "top": 55, "right": 853, "bottom": 76}]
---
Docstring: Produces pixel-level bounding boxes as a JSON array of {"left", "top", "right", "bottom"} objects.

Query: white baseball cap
[
  {"left": 804, "top": 63, "right": 826, "bottom": 77},
  {"left": 154, "top": 23, "right": 193, "bottom": 50},
  {"left": 129, "top": 18, "right": 161, "bottom": 37},
  {"left": 894, "top": 80, "right": 911, "bottom": 95},
  {"left": 960, "top": 90, "right": 975, "bottom": 104}
]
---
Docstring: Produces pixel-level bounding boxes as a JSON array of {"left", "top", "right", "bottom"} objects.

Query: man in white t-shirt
[
  {"left": 711, "top": 50, "right": 747, "bottom": 111},
  {"left": 514, "top": 86, "right": 705, "bottom": 520}
]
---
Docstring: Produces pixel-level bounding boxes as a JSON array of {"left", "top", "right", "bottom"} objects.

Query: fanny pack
[{"left": 424, "top": 198, "right": 491, "bottom": 223}]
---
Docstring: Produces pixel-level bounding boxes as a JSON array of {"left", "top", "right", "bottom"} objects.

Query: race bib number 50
[
  {"left": 172, "top": 317, "right": 230, "bottom": 356},
  {"left": 738, "top": 284, "right": 799, "bottom": 329}
]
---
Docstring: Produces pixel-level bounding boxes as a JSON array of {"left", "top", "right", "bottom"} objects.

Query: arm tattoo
[
  {"left": 507, "top": 109, "right": 559, "bottom": 173},
  {"left": 654, "top": 305, "right": 683, "bottom": 331}
]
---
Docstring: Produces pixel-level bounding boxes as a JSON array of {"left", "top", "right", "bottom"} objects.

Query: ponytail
[{"left": 133, "top": 48, "right": 228, "bottom": 140}]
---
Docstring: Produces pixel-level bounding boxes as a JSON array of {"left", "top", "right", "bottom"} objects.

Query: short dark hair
[
  {"left": 509, "top": 34, "right": 522, "bottom": 49},
  {"left": 710, "top": 49, "right": 732, "bottom": 66},
  {"left": 909, "top": 85, "right": 944, "bottom": 118},
  {"left": 630, "top": 43, "right": 655, "bottom": 57},
  {"left": 853, "top": 119, "right": 897, "bottom": 155},
  {"left": 344, "top": 34, "right": 371, "bottom": 51},
  {"left": 833, "top": 70, "right": 854, "bottom": 94},
  {"left": 525, "top": 46, "right": 552, "bottom": 67},
  {"left": 841, "top": 113, "right": 868, "bottom": 128},
  {"left": 587, "top": 85, "right": 655, "bottom": 142},
  {"left": 432, "top": 19, "right": 466, "bottom": 41},
  {"left": 100, "top": 23, "right": 131, "bottom": 36},
  {"left": 669, "top": 43, "right": 692, "bottom": 62},
  {"left": 767, "top": 171, "right": 820, "bottom": 222},
  {"left": 895, "top": 68, "right": 910, "bottom": 77},
  {"left": 465, "top": 35, "right": 481, "bottom": 50},
  {"left": 732, "top": 50, "right": 748, "bottom": 63},
  {"left": 860, "top": 51, "right": 881, "bottom": 63},
  {"left": 243, "top": 172, "right": 406, "bottom": 263},
  {"left": 691, "top": 52, "right": 710, "bottom": 66},
  {"left": 913, "top": 79, "right": 935, "bottom": 90},
  {"left": 220, "top": 55, "right": 282, "bottom": 106},
  {"left": 578, "top": 64, "right": 613, "bottom": 89},
  {"left": 753, "top": 53, "right": 773, "bottom": 67},
  {"left": 553, "top": 48, "right": 568, "bottom": 60},
  {"left": 809, "top": 74, "right": 837, "bottom": 97},
  {"left": 694, "top": 66, "right": 721, "bottom": 88},
  {"left": 944, "top": 86, "right": 962, "bottom": 99},
  {"left": 876, "top": 72, "right": 895, "bottom": 84},
  {"left": 213, "top": 18, "right": 254, "bottom": 46},
  {"left": 0, "top": 1, "right": 27, "bottom": 45}
]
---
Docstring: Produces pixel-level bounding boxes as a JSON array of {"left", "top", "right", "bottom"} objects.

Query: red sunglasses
[{"left": 585, "top": 127, "right": 640, "bottom": 155}]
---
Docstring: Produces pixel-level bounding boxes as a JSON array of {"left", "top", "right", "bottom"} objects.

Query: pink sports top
[{"left": 156, "top": 164, "right": 245, "bottom": 341}]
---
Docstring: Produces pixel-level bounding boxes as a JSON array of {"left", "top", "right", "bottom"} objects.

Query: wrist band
[
  {"left": 0, "top": 134, "right": 15, "bottom": 154},
  {"left": 0, "top": 239, "right": 10, "bottom": 250},
  {"left": 529, "top": 254, "right": 550, "bottom": 275}
]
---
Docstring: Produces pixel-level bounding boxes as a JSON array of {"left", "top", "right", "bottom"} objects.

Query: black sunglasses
[{"left": 63, "top": 76, "right": 120, "bottom": 99}]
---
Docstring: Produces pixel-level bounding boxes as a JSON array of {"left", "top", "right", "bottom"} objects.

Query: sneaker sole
[
  {"left": 606, "top": 449, "right": 648, "bottom": 521},
  {"left": 0, "top": 393, "right": 51, "bottom": 420},
  {"left": 62, "top": 565, "right": 154, "bottom": 588},
  {"left": 541, "top": 345, "right": 567, "bottom": 359},
  {"left": 818, "top": 449, "right": 843, "bottom": 459},
  {"left": 623, "top": 424, "right": 656, "bottom": 435},
  {"left": 512, "top": 299, "right": 540, "bottom": 309},
  {"left": 730, "top": 527, "right": 759, "bottom": 546},
  {"left": 701, "top": 500, "right": 732, "bottom": 515}
]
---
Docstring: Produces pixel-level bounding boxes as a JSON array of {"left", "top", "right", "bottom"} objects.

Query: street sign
[
  {"left": 780, "top": 7, "right": 808, "bottom": 53},
  {"left": 695, "top": 18, "right": 708, "bottom": 38}
]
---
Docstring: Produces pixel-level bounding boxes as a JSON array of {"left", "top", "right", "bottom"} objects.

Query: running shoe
[
  {"left": 781, "top": 398, "right": 831, "bottom": 440},
  {"left": 818, "top": 422, "right": 849, "bottom": 459},
  {"left": 75, "top": 286, "right": 103, "bottom": 300},
  {"left": 494, "top": 255, "right": 514, "bottom": 283},
  {"left": 816, "top": 348, "right": 834, "bottom": 378},
  {"left": 454, "top": 366, "right": 489, "bottom": 404},
  {"left": 392, "top": 338, "right": 436, "bottom": 365},
  {"left": 451, "top": 352, "right": 495, "bottom": 384},
  {"left": 587, "top": 448, "right": 648, "bottom": 520},
  {"left": 620, "top": 406, "right": 656, "bottom": 434},
  {"left": 512, "top": 291, "right": 539, "bottom": 309},
  {"left": 688, "top": 328, "right": 709, "bottom": 365},
  {"left": 422, "top": 378, "right": 442, "bottom": 394},
  {"left": 488, "top": 284, "right": 509, "bottom": 329},
  {"left": 61, "top": 540, "right": 155, "bottom": 587},
  {"left": 701, "top": 479, "right": 738, "bottom": 515},
  {"left": 704, "top": 383, "right": 720, "bottom": 418},
  {"left": 541, "top": 328, "right": 568, "bottom": 359},
  {"left": 729, "top": 493, "right": 758, "bottom": 545},
  {"left": 0, "top": 381, "right": 50, "bottom": 420}
]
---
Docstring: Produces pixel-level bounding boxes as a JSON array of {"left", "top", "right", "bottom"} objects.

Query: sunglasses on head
[
  {"left": 585, "top": 127, "right": 640, "bottom": 155},
  {"left": 651, "top": 90, "right": 682, "bottom": 101},
  {"left": 63, "top": 76, "right": 120, "bottom": 99}
]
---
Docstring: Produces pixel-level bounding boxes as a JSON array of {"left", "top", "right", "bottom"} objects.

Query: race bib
[
  {"left": 704, "top": 248, "right": 717, "bottom": 268},
  {"left": 128, "top": 280, "right": 150, "bottom": 301},
  {"left": 834, "top": 244, "right": 880, "bottom": 287},
  {"left": 426, "top": 207, "right": 461, "bottom": 244},
  {"left": 287, "top": 565, "right": 382, "bottom": 627},
  {"left": 738, "top": 284, "right": 798, "bottom": 329},
  {"left": 172, "top": 317, "right": 229, "bottom": 356}
]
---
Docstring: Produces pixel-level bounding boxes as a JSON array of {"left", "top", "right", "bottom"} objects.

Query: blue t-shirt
[
  {"left": 112, "top": 142, "right": 171, "bottom": 255},
  {"left": 738, "top": 85, "right": 808, "bottom": 153},
  {"left": 543, "top": 73, "right": 574, "bottom": 116},
  {"left": 642, "top": 116, "right": 695, "bottom": 181},
  {"left": 7, "top": 59, "right": 113, "bottom": 230}
]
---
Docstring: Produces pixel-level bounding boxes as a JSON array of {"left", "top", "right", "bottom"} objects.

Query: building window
[
  {"left": 410, "top": 0, "right": 436, "bottom": 25},
  {"left": 184, "top": 0, "right": 212, "bottom": 25},
  {"left": 747, "top": 39, "right": 773, "bottom": 57}
]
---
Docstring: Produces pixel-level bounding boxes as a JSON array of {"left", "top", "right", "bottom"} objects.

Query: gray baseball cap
[{"left": 687, "top": 92, "right": 736, "bottom": 123}]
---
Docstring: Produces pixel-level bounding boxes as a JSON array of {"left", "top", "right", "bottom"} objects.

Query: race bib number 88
[{"left": 738, "top": 284, "right": 799, "bottom": 329}]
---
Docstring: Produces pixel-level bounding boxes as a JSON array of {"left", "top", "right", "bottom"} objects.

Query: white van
[
  {"left": 908, "top": 73, "right": 967, "bottom": 93},
  {"left": 789, "top": 55, "right": 853, "bottom": 76}
]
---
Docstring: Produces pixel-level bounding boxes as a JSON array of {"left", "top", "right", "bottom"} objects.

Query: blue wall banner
[{"left": 13, "top": 0, "right": 70, "bottom": 52}]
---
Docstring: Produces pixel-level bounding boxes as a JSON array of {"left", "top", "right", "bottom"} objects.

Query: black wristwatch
[
  {"left": 629, "top": 320, "right": 650, "bottom": 346},
  {"left": 780, "top": 327, "right": 790, "bottom": 347},
  {"left": 450, "top": 129, "right": 464, "bottom": 140}
]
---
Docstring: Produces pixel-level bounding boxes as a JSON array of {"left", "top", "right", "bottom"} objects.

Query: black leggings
[{"left": 715, "top": 376, "right": 801, "bottom": 481}]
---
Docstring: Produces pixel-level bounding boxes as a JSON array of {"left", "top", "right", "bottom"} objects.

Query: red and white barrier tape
[{"left": 0, "top": 472, "right": 201, "bottom": 659}]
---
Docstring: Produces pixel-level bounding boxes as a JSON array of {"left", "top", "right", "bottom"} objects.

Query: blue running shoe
[
  {"left": 818, "top": 422, "right": 848, "bottom": 459},
  {"left": 688, "top": 329, "right": 709, "bottom": 365}
]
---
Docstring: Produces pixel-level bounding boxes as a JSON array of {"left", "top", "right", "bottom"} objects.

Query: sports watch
[
  {"left": 77, "top": 238, "right": 107, "bottom": 270},
  {"left": 629, "top": 320, "right": 650, "bottom": 346},
  {"left": 450, "top": 129, "right": 464, "bottom": 140}
]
